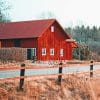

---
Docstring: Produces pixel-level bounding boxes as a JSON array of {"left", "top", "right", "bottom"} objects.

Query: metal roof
[{"left": 0, "top": 19, "right": 55, "bottom": 39}]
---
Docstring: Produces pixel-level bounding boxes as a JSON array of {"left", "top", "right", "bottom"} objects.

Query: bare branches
[{"left": 0, "top": 0, "right": 10, "bottom": 22}]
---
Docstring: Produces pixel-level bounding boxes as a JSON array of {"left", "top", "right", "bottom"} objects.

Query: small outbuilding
[{"left": 0, "top": 19, "right": 77, "bottom": 61}]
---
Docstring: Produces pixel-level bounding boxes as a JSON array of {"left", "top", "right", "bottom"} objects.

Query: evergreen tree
[{"left": 65, "top": 25, "right": 100, "bottom": 61}]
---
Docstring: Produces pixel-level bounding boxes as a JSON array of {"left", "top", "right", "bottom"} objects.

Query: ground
[
  {"left": 0, "top": 60, "right": 100, "bottom": 100},
  {"left": 0, "top": 75, "right": 90, "bottom": 100}
]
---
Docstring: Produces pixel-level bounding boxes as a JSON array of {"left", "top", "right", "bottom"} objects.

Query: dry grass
[
  {"left": 0, "top": 75, "right": 93, "bottom": 100},
  {"left": 0, "top": 61, "right": 99, "bottom": 100}
]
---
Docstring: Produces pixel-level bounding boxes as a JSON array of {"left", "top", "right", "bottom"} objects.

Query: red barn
[{"left": 0, "top": 19, "right": 77, "bottom": 61}]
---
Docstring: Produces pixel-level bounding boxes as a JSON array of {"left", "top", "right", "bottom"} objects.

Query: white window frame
[
  {"left": 60, "top": 49, "right": 64, "bottom": 56},
  {"left": 50, "top": 48, "right": 54, "bottom": 55},
  {"left": 32, "top": 48, "right": 36, "bottom": 57},
  {"left": 51, "top": 26, "right": 54, "bottom": 32},
  {"left": 42, "top": 48, "right": 46, "bottom": 56}
]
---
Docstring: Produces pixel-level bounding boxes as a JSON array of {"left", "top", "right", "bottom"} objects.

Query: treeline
[{"left": 65, "top": 25, "right": 100, "bottom": 61}]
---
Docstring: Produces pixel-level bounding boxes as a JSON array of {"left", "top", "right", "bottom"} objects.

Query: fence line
[
  {"left": 0, "top": 67, "right": 99, "bottom": 81},
  {"left": 0, "top": 64, "right": 99, "bottom": 99},
  {"left": 0, "top": 72, "right": 87, "bottom": 81}
]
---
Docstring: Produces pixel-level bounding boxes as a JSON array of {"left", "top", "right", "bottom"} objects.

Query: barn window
[
  {"left": 50, "top": 48, "right": 54, "bottom": 55},
  {"left": 51, "top": 26, "right": 54, "bottom": 32},
  {"left": 60, "top": 49, "right": 64, "bottom": 56},
  {"left": 42, "top": 48, "right": 46, "bottom": 55},
  {"left": 14, "top": 39, "right": 21, "bottom": 47}
]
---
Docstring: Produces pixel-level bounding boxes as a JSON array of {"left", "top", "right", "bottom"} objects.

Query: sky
[{"left": 7, "top": 0, "right": 100, "bottom": 28}]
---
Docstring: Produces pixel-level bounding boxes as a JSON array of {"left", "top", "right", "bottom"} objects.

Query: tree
[
  {"left": 65, "top": 25, "right": 100, "bottom": 61},
  {"left": 0, "top": 0, "right": 10, "bottom": 22}
]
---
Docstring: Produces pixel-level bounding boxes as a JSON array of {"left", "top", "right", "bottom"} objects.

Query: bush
[{"left": 0, "top": 48, "right": 27, "bottom": 62}]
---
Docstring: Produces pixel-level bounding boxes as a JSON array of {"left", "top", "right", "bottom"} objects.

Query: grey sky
[{"left": 7, "top": 0, "right": 100, "bottom": 27}]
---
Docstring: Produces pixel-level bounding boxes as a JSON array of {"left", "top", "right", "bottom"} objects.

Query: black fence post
[
  {"left": 90, "top": 61, "right": 93, "bottom": 78},
  {"left": 58, "top": 61, "right": 63, "bottom": 85},
  {"left": 19, "top": 63, "right": 25, "bottom": 91}
]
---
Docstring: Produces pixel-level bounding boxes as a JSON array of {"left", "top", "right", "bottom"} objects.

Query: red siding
[
  {"left": 37, "top": 22, "right": 72, "bottom": 60},
  {"left": 0, "top": 20, "right": 73, "bottom": 61},
  {"left": 21, "top": 38, "right": 37, "bottom": 48},
  {"left": 66, "top": 43, "right": 72, "bottom": 60},
  {"left": 1, "top": 38, "right": 38, "bottom": 48},
  {"left": 1, "top": 40, "right": 14, "bottom": 47}
]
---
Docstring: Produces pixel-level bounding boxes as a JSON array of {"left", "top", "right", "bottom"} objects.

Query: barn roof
[
  {"left": 0, "top": 19, "right": 72, "bottom": 40},
  {"left": 0, "top": 19, "right": 56, "bottom": 39}
]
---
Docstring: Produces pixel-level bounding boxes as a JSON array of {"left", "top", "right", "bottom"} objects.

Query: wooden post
[
  {"left": 58, "top": 61, "right": 63, "bottom": 85},
  {"left": 19, "top": 63, "right": 25, "bottom": 91},
  {"left": 90, "top": 61, "right": 93, "bottom": 78}
]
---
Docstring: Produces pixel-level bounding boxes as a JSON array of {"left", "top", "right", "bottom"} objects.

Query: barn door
[{"left": 27, "top": 48, "right": 36, "bottom": 60}]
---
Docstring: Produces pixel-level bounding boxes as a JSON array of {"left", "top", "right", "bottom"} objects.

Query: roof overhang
[
  {"left": 65, "top": 39, "right": 76, "bottom": 42},
  {"left": 66, "top": 39, "right": 78, "bottom": 48}
]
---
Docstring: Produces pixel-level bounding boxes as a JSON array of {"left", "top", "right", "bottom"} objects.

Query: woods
[{"left": 65, "top": 25, "right": 100, "bottom": 61}]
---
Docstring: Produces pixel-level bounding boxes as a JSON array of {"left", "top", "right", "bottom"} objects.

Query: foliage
[
  {"left": 65, "top": 25, "right": 100, "bottom": 61},
  {"left": 0, "top": 48, "right": 27, "bottom": 62}
]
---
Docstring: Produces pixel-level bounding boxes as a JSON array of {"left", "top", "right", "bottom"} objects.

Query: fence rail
[{"left": 0, "top": 65, "right": 100, "bottom": 81}]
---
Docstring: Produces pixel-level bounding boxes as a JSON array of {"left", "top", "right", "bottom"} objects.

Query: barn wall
[
  {"left": 66, "top": 43, "right": 72, "bottom": 60},
  {"left": 1, "top": 40, "right": 14, "bottom": 47},
  {"left": 37, "top": 22, "right": 72, "bottom": 60},
  {"left": 21, "top": 38, "right": 38, "bottom": 48},
  {"left": 0, "top": 21, "right": 73, "bottom": 61},
  {"left": 0, "top": 38, "right": 38, "bottom": 48},
  {"left": 0, "top": 41, "right": 1, "bottom": 48}
]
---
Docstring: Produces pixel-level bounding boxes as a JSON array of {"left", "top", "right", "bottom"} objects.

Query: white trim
[
  {"left": 60, "top": 49, "right": 64, "bottom": 56},
  {"left": 51, "top": 26, "right": 54, "bottom": 32},
  {"left": 50, "top": 48, "right": 54, "bottom": 55},
  {"left": 66, "top": 39, "right": 75, "bottom": 42},
  {"left": 42, "top": 48, "right": 46, "bottom": 56}
]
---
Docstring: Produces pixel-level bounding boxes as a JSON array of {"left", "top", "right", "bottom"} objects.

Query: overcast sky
[{"left": 7, "top": 0, "right": 100, "bottom": 27}]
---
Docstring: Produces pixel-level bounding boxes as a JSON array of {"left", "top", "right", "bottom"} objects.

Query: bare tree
[{"left": 0, "top": 0, "right": 10, "bottom": 22}]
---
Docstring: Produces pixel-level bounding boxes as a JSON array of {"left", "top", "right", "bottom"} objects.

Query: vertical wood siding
[
  {"left": 37, "top": 22, "right": 72, "bottom": 60},
  {"left": 1, "top": 40, "right": 14, "bottom": 47},
  {"left": 21, "top": 38, "right": 38, "bottom": 48}
]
